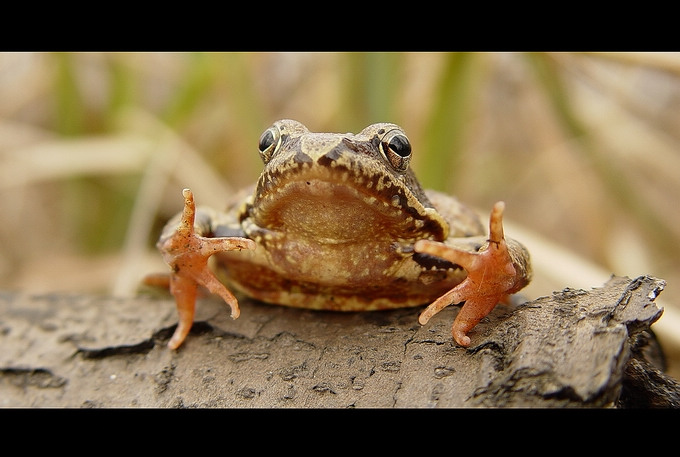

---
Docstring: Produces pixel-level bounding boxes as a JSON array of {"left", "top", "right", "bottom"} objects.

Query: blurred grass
[
  {"left": 420, "top": 52, "right": 478, "bottom": 190},
  {"left": 1, "top": 51, "right": 680, "bottom": 376},
  {"left": 527, "top": 53, "right": 680, "bottom": 261}
]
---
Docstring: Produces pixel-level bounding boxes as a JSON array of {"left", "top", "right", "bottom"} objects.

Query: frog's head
[{"left": 249, "top": 119, "right": 449, "bottom": 242}]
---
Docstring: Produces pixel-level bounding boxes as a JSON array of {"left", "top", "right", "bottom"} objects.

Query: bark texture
[{"left": 0, "top": 275, "right": 676, "bottom": 408}]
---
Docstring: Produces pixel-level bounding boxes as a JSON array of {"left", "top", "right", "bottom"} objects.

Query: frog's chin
[{"left": 251, "top": 176, "right": 437, "bottom": 242}]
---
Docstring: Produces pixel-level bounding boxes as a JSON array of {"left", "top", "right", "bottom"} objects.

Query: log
[{"left": 1, "top": 275, "right": 677, "bottom": 408}]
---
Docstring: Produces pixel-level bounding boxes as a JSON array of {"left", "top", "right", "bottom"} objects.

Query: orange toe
[{"left": 416, "top": 202, "right": 527, "bottom": 346}]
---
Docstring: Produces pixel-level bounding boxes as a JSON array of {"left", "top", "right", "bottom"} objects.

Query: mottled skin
[{"left": 154, "top": 120, "right": 531, "bottom": 349}]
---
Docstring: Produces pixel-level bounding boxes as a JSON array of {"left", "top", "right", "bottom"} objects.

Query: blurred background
[{"left": 1, "top": 52, "right": 679, "bottom": 377}]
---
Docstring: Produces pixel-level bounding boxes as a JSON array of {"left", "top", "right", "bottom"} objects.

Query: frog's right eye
[
  {"left": 258, "top": 126, "right": 282, "bottom": 163},
  {"left": 379, "top": 128, "right": 412, "bottom": 172}
]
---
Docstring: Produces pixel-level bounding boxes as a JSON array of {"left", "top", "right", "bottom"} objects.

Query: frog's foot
[
  {"left": 157, "top": 188, "right": 256, "bottom": 349},
  {"left": 415, "top": 201, "right": 523, "bottom": 347}
]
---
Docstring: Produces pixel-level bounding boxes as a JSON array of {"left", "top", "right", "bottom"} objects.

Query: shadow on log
[{"left": 1, "top": 275, "right": 678, "bottom": 407}]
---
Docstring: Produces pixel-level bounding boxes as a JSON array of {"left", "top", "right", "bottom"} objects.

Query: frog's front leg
[
  {"left": 156, "top": 188, "right": 256, "bottom": 349},
  {"left": 415, "top": 202, "right": 531, "bottom": 347}
]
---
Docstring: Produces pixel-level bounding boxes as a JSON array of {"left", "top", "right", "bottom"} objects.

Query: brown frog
[{"left": 154, "top": 119, "right": 532, "bottom": 349}]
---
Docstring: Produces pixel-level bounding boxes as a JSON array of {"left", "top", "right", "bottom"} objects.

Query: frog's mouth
[{"left": 251, "top": 166, "right": 447, "bottom": 243}]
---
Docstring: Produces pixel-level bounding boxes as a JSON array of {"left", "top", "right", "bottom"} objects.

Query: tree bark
[{"left": 0, "top": 275, "right": 676, "bottom": 407}]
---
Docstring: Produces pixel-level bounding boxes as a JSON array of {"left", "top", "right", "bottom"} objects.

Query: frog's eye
[
  {"left": 379, "top": 129, "right": 412, "bottom": 172},
  {"left": 258, "top": 126, "right": 282, "bottom": 163}
]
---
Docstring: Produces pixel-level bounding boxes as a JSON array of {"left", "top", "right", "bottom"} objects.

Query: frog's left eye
[
  {"left": 379, "top": 129, "right": 412, "bottom": 172},
  {"left": 258, "top": 126, "right": 282, "bottom": 163}
]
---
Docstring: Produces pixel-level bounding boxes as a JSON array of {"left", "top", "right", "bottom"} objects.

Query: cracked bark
[{"left": 0, "top": 276, "right": 677, "bottom": 407}]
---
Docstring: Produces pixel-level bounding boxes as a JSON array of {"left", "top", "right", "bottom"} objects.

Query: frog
[{"left": 153, "top": 119, "right": 532, "bottom": 350}]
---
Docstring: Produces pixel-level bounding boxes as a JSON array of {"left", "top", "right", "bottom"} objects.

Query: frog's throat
[{"left": 251, "top": 166, "right": 449, "bottom": 242}]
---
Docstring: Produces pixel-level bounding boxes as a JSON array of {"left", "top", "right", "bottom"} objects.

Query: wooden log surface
[{"left": 1, "top": 275, "right": 677, "bottom": 408}]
